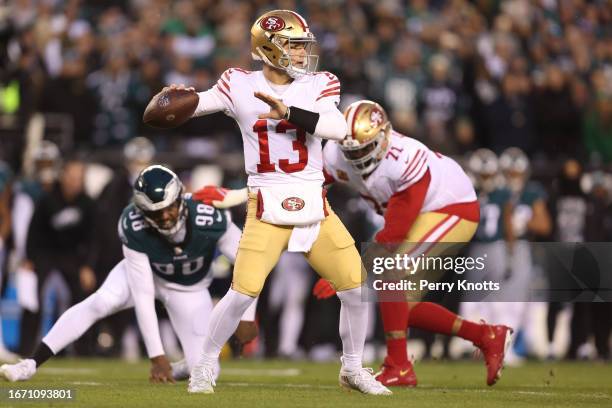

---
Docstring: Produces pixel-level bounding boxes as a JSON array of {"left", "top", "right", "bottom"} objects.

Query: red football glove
[
  {"left": 193, "top": 185, "right": 228, "bottom": 205},
  {"left": 312, "top": 278, "right": 336, "bottom": 300}
]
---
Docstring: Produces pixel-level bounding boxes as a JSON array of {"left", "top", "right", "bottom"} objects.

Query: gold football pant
[
  {"left": 399, "top": 212, "right": 479, "bottom": 302},
  {"left": 232, "top": 194, "right": 364, "bottom": 297}
]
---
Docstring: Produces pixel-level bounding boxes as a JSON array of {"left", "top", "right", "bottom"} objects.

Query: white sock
[
  {"left": 198, "top": 289, "right": 255, "bottom": 365},
  {"left": 337, "top": 287, "right": 367, "bottom": 372},
  {"left": 42, "top": 293, "right": 111, "bottom": 354}
]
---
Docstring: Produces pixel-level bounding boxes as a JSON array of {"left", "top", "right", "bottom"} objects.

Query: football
[{"left": 142, "top": 88, "right": 199, "bottom": 129}]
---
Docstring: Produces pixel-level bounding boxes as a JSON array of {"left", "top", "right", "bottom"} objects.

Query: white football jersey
[
  {"left": 194, "top": 68, "right": 341, "bottom": 188},
  {"left": 323, "top": 131, "right": 476, "bottom": 214}
]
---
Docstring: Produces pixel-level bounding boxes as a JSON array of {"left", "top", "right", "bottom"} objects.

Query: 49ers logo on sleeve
[
  {"left": 260, "top": 16, "right": 286, "bottom": 32},
  {"left": 282, "top": 197, "right": 305, "bottom": 211}
]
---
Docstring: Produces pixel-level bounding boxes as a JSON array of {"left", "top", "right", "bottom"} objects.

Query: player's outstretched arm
[{"left": 122, "top": 246, "right": 174, "bottom": 383}]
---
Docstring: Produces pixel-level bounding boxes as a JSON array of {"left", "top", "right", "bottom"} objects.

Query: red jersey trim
[{"left": 433, "top": 201, "right": 480, "bottom": 223}]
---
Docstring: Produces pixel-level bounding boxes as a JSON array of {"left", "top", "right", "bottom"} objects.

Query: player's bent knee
[
  {"left": 231, "top": 281, "right": 263, "bottom": 297},
  {"left": 330, "top": 247, "right": 366, "bottom": 291},
  {"left": 89, "top": 290, "right": 122, "bottom": 318}
]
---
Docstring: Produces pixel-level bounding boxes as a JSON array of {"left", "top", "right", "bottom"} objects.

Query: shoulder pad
[{"left": 118, "top": 204, "right": 150, "bottom": 251}]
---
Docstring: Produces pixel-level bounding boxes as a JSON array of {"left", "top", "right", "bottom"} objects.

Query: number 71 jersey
[
  {"left": 204, "top": 68, "right": 341, "bottom": 188},
  {"left": 323, "top": 131, "right": 477, "bottom": 214}
]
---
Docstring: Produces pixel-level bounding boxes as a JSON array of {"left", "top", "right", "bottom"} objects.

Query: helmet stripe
[
  {"left": 286, "top": 10, "right": 308, "bottom": 30},
  {"left": 351, "top": 103, "right": 365, "bottom": 138}
]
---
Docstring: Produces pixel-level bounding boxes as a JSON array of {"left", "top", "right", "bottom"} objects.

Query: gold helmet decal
[
  {"left": 341, "top": 100, "right": 392, "bottom": 176},
  {"left": 251, "top": 10, "right": 318, "bottom": 78}
]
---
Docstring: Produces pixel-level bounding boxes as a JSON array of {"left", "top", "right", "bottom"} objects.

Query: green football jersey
[
  {"left": 510, "top": 181, "right": 547, "bottom": 239},
  {"left": 474, "top": 187, "right": 512, "bottom": 243},
  {"left": 118, "top": 195, "right": 228, "bottom": 286}
]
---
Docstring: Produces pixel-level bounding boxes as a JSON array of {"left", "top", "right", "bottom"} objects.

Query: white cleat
[
  {"left": 171, "top": 359, "right": 189, "bottom": 381},
  {"left": 1, "top": 359, "right": 36, "bottom": 382},
  {"left": 187, "top": 362, "right": 216, "bottom": 394},
  {"left": 339, "top": 367, "right": 393, "bottom": 395}
]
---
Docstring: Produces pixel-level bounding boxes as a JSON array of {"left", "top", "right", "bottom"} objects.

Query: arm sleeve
[
  {"left": 192, "top": 70, "right": 235, "bottom": 117},
  {"left": 122, "top": 245, "right": 164, "bottom": 358},
  {"left": 311, "top": 97, "right": 347, "bottom": 141},
  {"left": 217, "top": 221, "right": 242, "bottom": 264},
  {"left": 375, "top": 170, "right": 431, "bottom": 244}
]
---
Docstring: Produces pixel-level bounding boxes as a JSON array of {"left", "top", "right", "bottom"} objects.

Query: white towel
[
  {"left": 258, "top": 184, "right": 325, "bottom": 226},
  {"left": 288, "top": 222, "right": 321, "bottom": 253}
]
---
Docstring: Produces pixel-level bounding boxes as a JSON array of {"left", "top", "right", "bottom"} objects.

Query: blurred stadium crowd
[{"left": 0, "top": 0, "right": 610, "bottom": 364}]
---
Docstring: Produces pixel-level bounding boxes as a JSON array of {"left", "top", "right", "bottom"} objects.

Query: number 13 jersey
[{"left": 193, "top": 69, "right": 341, "bottom": 188}]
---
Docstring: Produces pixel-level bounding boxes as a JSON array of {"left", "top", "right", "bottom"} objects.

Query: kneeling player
[
  {"left": 1, "top": 165, "right": 255, "bottom": 383},
  {"left": 314, "top": 101, "right": 512, "bottom": 387}
]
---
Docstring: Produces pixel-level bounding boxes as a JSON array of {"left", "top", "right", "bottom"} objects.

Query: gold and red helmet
[
  {"left": 341, "top": 100, "right": 391, "bottom": 176},
  {"left": 251, "top": 10, "right": 318, "bottom": 78}
]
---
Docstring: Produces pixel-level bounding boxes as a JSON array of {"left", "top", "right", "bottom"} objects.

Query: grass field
[{"left": 1, "top": 358, "right": 611, "bottom": 408}]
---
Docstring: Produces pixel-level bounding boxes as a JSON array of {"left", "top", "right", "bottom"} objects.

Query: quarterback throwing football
[{"left": 161, "top": 10, "right": 390, "bottom": 395}]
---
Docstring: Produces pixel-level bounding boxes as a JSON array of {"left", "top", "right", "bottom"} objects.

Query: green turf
[{"left": 1, "top": 358, "right": 611, "bottom": 408}]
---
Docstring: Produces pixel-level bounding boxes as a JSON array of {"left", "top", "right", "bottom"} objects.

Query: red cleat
[
  {"left": 476, "top": 324, "right": 514, "bottom": 386},
  {"left": 374, "top": 357, "right": 418, "bottom": 387}
]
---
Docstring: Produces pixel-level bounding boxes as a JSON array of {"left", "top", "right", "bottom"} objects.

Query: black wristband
[{"left": 287, "top": 106, "right": 319, "bottom": 134}]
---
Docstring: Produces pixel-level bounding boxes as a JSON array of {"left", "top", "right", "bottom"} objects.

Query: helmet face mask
[
  {"left": 341, "top": 101, "right": 391, "bottom": 176},
  {"left": 276, "top": 37, "right": 318, "bottom": 78},
  {"left": 251, "top": 10, "right": 318, "bottom": 78},
  {"left": 133, "top": 165, "right": 187, "bottom": 238},
  {"left": 141, "top": 199, "right": 183, "bottom": 232},
  {"left": 340, "top": 128, "right": 389, "bottom": 175}
]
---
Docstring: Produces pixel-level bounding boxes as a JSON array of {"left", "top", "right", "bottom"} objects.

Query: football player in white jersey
[
  {"left": 159, "top": 10, "right": 390, "bottom": 395},
  {"left": 315, "top": 100, "right": 513, "bottom": 387}
]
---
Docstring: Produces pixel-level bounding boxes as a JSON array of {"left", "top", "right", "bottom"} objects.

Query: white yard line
[
  {"left": 69, "top": 381, "right": 103, "bottom": 386},
  {"left": 40, "top": 367, "right": 98, "bottom": 375},
  {"left": 222, "top": 368, "right": 301, "bottom": 377},
  {"left": 223, "top": 382, "right": 337, "bottom": 390}
]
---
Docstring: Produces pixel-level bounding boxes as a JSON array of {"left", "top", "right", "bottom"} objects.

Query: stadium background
[{"left": 0, "top": 0, "right": 610, "bottom": 367}]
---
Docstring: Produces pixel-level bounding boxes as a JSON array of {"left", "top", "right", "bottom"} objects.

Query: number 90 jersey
[
  {"left": 197, "top": 69, "right": 341, "bottom": 188},
  {"left": 118, "top": 195, "right": 228, "bottom": 287}
]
